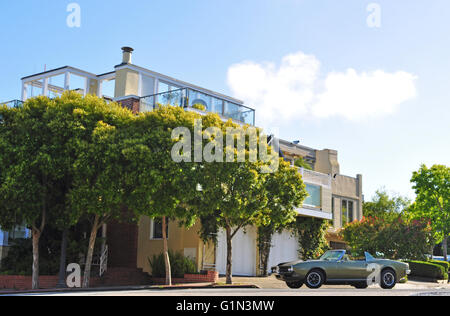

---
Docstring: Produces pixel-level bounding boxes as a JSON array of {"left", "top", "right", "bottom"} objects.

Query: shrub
[
  {"left": 342, "top": 216, "right": 434, "bottom": 260},
  {"left": 406, "top": 260, "right": 448, "bottom": 280},
  {"left": 192, "top": 104, "right": 206, "bottom": 111},
  {"left": 430, "top": 260, "right": 450, "bottom": 272},
  {"left": 148, "top": 250, "right": 196, "bottom": 278}
]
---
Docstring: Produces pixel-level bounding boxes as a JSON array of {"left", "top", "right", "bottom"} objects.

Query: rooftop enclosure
[
  {"left": 1, "top": 100, "right": 23, "bottom": 108},
  {"left": 21, "top": 66, "right": 116, "bottom": 101},
  {"left": 140, "top": 88, "right": 255, "bottom": 125},
  {"left": 19, "top": 48, "right": 255, "bottom": 125}
]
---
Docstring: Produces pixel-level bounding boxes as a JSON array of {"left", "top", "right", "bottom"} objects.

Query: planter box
[
  {"left": 0, "top": 275, "right": 102, "bottom": 291},
  {"left": 151, "top": 271, "right": 218, "bottom": 285}
]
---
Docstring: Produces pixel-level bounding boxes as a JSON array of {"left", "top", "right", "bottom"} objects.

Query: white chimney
[{"left": 121, "top": 47, "right": 134, "bottom": 64}]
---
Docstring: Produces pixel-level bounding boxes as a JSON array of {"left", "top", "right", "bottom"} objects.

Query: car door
[{"left": 333, "top": 260, "right": 368, "bottom": 280}]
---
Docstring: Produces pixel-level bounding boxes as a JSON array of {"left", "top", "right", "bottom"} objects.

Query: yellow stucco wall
[
  {"left": 114, "top": 68, "right": 140, "bottom": 98},
  {"left": 88, "top": 79, "right": 99, "bottom": 96},
  {"left": 136, "top": 216, "right": 203, "bottom": 274}
]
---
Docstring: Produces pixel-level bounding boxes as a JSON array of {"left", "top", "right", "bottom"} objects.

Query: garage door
[
  {"left": 216, "top": 226, "right": 257, "bottom": 276},
  {"left": 267, "top": 230, "right": 299, "bottom": 273}
]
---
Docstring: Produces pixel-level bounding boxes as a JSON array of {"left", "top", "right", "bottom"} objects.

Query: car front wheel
[
  {"left": 286, "top": 281, "right": 303, "bottom": 289},
  {"left": 305, "top": 270, "right": 324, "bottom": 289},
  {"left": 380, "top": 269, "right": 397, "bottom": 289}
]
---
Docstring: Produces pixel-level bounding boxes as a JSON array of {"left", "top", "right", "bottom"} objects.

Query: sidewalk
[{"left": 0, "top": 282, "right": 259, "bottom": 295}]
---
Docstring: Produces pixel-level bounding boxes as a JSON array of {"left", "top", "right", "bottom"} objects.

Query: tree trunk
[
  {"left": 162, "top": 216, "right": 172, "bottom": 286},
  {"left": 57, "top": 228, "right": 69, "bottom": 288},
  {"left": 31, "top": 228, "right": 41, "bottom": 290},
  {"left": 226, "top": 226, "right": 233, "bottom": 285},
  {"left": 443, "top": 235, "right": 448, "bottom": 262},
  {"left": 83, "top": 214, "right": 100, "bottom": 288}
]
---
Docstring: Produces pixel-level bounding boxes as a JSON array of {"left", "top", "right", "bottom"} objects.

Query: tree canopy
[{"left": 410, "top": 164, "right": 450, "bottom": 260}]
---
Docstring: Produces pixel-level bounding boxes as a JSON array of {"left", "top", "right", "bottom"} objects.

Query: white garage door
[
  {"left": 267, "top": 230, "right": 299, "bottom": 273},
  {"left": 216, "top": 226, "right": 257, "bottom": 276}
]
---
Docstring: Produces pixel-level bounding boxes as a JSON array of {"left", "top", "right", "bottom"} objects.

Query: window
[
  {"left": 150, "top": 219, "right": 169, "bottom": 240},
  {"left": 342, "top": 199, "right": 355, "bottom": 226},
  {"left": 0, "top": 230, "right": 6, "bottom": 246},
  {"left": 141, "top": 75, "right": 154, "bottom": 97},
  {"left": 0, "top": 225, "right": 30, "bottom": 246},
  {"left": 158, "top": 82, "right": 170, "bottom": 94},
  {"left": 304, "top": 184, "right": 321, "bottom": 207}
]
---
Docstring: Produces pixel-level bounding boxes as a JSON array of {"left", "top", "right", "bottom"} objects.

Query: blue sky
[{"left": 0, "top": 0, "right": 449, "bottom": 200}]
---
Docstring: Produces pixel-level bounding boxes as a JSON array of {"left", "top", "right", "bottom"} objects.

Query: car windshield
[{"left": 320, "top": 250, "right": 345, "bottom": 261}]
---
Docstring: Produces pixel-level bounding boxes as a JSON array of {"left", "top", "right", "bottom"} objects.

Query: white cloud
[{"left": 227, "top": 51, "right": 417, "bottom": 127}]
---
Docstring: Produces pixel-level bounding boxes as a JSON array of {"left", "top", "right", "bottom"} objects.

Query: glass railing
[
  {"left": 140, "top": 88, "right": 255, "bottom": 125},
  {"left": 0, "top": 100, "right": 23, "bottom": 108},
  {"left": 296, "top": 167, "right": 332, "bottom": 188}
]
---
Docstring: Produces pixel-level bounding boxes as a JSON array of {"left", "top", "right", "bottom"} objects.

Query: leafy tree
[
  {"left": 364, "top": 189, "right": 411, "bottom": 221},
  {"left": 0, "top": 95, "right": 81, "bottom": 289},
  {"left": 291, "top": 217, "right": 330, "bottom": 260},
  {"left": 342, "top": 216, "right": 434, "bottom": 260},
  {"left": 257, "top": 160, "right": 307, "bottom": 276},
  {"left": 128, "top": 106, "right": 202, "bottom": 285},
  {"left": 410, "top": 164, "right": 450, "bottom": 261},
  {"left": 66, "top": 93, "right": 143, "bottom": 288},
  {"left": 196, "top": 117, "right": 303, "bottom": 284}
]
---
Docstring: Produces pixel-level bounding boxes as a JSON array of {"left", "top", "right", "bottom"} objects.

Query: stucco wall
[
  {"left": 115, "top": 68, "right": 140, "bottom": 98},
  {"left": 88, "top": 78, "right": 99, "bottom": 96},
  {"left": 321, "top": 186, "right": 332, "bottom": 215},
  {"left": 136, "top": 217, "right": 203, "bottom": 274},
  {"left": 315, "top": 149, "right": 340, "bottom": 176}
]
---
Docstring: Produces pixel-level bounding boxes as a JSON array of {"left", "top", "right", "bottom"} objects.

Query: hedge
[
  {"left": 405, "top": 260, "right": 448, "bottom": 280},
  {"left": 430, "top": 260, "right": 450, "bottom": 272}
]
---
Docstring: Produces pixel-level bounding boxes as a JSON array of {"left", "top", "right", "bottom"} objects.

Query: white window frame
[
  {"left": 341, "top": 199, "right": 355, "bottom": 226},
  {"left": 303, "top": 183, "right": 322, "bottom": 208}
]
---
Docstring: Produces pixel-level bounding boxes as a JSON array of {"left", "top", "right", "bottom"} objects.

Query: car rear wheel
[
  {"left": 305, "top": 270, "right": 324, "bottom": 289},
  {"left": 380, "top": 269, "right": 396, "bottom": 289},
  {"left": 286, "top": 281, "right": 303, "bottom": 289}
]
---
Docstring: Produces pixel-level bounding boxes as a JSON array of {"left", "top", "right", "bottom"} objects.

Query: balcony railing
[
  {"left": 140, "top": 88, "right": 255, "bottom": 125},
  {"left": 1, "top": 100, "right": 23, "bottom": 108},
  {"left": 296, "top": 167, "right": 332, "bottom": 189}
]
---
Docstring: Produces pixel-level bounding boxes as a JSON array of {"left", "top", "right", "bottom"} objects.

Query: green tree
[
  {"left": 342, "top": 216, "right": 433, "bottom": 260},
  {"left": 364, "top": 189, "right": 411, "bottom": 221},
  {"left": 257, "top": 160, "right": 307, "bottom": 276},
  {"left": 197, "top": 118, "right": 297, "bottom": 284},
  {"left": 129, "top": 106, "right": 202, "bottom": 285},
  {"left": 66, "top": 93, "right": 145, "bottom": 288},
  {"left": 410, "top": 164, "right": 450, "bottom": 261},
  {"left": 0, "top": 95, "right": 81, "bottom": 289},
  {"left": 291, "top": 217, "right": 330, "bottom": 260}
]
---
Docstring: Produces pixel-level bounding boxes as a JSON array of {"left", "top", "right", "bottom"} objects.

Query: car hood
[
  {"left": 279, "top": 260, "right": 303, "bottom": 267},
  {"left": 279, "top": 259, "right": 328, "bottom": 267}
]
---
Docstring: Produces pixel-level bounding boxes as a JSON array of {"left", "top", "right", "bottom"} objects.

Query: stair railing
[{"left": 99, "top": 245, "right": 108, "bottom": 277}]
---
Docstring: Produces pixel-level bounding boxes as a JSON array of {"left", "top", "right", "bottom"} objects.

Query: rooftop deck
[{"left": 140, "top": 88, "right": 255, "bottom": 125}]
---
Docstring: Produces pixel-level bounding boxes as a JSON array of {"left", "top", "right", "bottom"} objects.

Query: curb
[{"left": 0, "top": 283, "right": 260, "bottom": 295}]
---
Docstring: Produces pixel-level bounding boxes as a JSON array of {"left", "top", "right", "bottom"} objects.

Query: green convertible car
[{"left": 272, "top": 250, "right": 410, "bottom": 290}]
